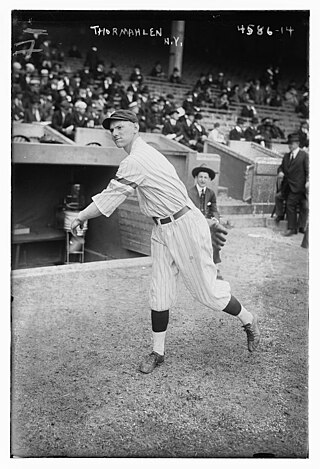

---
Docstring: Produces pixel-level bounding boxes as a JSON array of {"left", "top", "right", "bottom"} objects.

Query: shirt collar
[
  {"left": 196, "top": 184, "right": 206, "bottom": 195},
  {"left": 291, "top": 147, "right": 300, "bottom": 158}
]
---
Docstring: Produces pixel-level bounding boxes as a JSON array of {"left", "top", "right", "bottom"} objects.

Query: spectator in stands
[
  {"left": 263, "top": 84, "right": 273, "bottom": 105},
  {"left": 68, "top": 44, "right": 82, "bottom": 58},
  {"left": 162, "top": 108, "right": 184, "bottom": 142},
  {"left": 39, "top": 91, "right": 54, "bottom": 122},
  {"left": 51, "top": 99, "right": 74, "bottom": 138},
  {"left": 79, "top": 65, "right": 94, "bottom": 88},
  {"left": 121, "top": 89, "right": 137, "bottom": 109},
  {"left": 129, "top": 65, "right": 144, "bottom": 85},
  {"left": 205, "top": 72, "right": 214, "bottom": 90},
  {"left": 257, "top": 117, "right": 275, "bottom": 149},
  {"left": 214, "top": 72, "right": 225, "bottom": 89},
  {"left": 223, "top": 80, "right": 233, "bottom": 99},
  {"left": 190, "top": 113, "right": 208, "bottom": 152},
  {"left": 272, "top": 66, "right": 281, "bottom": 91},
  {"left": 261, "top": 64, "right": 274, "bottom": 88},
  {"left": 84, "top": 46, "right": 101, "bottom": 73},
  {"left": 127, "top": 78, "right": 141, "bottom": 95},
  {"left": 12, "top": 86, "right": 25, "bottom": 121},
  {"left": 208, "top": 122, "right": 226, "bottom": 145},
  {"left": 229, "top": 84, "right": 241, "bottom": 104},
  {"left": 195, "top": 73, "right": 208, "bottom": 92},
  {"left": 169, "top": 67, "right": 182, "bottom": 84},
  {"left": 23, "top": 97, "right": 46, "bottom": 123},
  {"left": 271, "top": 119, "right": 285, "bottom": 140},
  {"left": 163, "top": 94, "right": 176, "bottom": 116},
  {"left": 177, "top": 110, "right": 196, "bottom": 147},
  {"left": 297, "top": 121, "right": 309, "bottom": 149},
  {"left": 270, "top": 92, "right": 283, "bottom": 107},
  {"left": 139, "top": 86, "right": 151, "bottom": 115},
  {"left": 94, "top": 63, "right": 107, "bottom": 83},
  {"left": 145, "top": 100, "right": 164, "bottom": 133},
  {"left": 182, "top": 91, "right": 198, "bottom": 115},
  {"left": 229, "top": 117, "right": 246, "bottom": 141},
  {"left": 214, "top": 91, "right": 230, "bottom": 110},
  {"left": 295, "top": 92, "right": 309, "bottom": 119},
  {"left": 107, "top": 63, "right": 122, "bottom": 84},
  {"left": 244, "top": 117, "right": 264, "bottom": 144},
  {"left": 150, "top": 61, "right": 165, "bottom": 78},
  {"left": 249, "top": 79, "right": 265, "bottom": 105},
  {"left": 285, "top": 82, "right": 299, "bottom": 107},
  {"left": 239, "top": 82, "right": 254, "bottom": 103},
  {"left": 240, "top": 101, "right": 257, "bottom": 118},
  {"left": 128, "top": 101, "right": 147, "bottom": 132}
]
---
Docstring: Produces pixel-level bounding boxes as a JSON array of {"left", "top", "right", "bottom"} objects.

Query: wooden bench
[{"left": 12, "top": 227, "right": 65, "bottom": 269}]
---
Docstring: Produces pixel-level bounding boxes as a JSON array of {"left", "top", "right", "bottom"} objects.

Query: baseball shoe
[
  {"left": 243, "top": 314, "right": 261, "bottom": 352},
  {"left": 275, "top": 216, "right": 284, "bottom": 224},
  {"left": 139, "top": 351, "right": 164, "bottom": 374}
]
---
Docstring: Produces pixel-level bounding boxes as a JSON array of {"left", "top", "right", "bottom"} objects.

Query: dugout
[{"left": 12, "top": 128, "right": 220, "bottom": 266}]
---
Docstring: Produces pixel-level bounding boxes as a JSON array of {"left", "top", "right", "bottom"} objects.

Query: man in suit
[
  {"left": 229, "top": 117, "right": 246, "bottom": 141},
  {"left": 274, "top": 133, "right": 309, "bottom": 236},
  {"left": 188, "top": 165, "right": 223, "bottom": 274}
]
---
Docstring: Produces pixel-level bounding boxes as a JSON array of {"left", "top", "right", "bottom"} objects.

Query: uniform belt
[{"left": 153, "top": 206, "right": 190, "bottom": 225}]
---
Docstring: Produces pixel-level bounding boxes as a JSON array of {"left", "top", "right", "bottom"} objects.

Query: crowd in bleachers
[{"left": 12, "top": 36, "right": 309, "bottom": 150}]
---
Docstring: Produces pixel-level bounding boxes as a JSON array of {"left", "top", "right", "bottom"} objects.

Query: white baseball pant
[{"left": 149, "top": 207, "right": 231, "bottom": 312}]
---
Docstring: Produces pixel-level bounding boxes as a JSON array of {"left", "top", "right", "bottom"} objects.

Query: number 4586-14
[{"left": 237, "top": 25, "right": 294, "bottom": 36}]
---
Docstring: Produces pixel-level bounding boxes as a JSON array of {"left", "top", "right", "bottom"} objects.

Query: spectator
[
  {"left": 68, "top": 44, "right": 82, "bottom": 58},
  {"left": 239, "top": 82, "right": 254, "bottom": 103},
  {"left": 39, "top": 91, "right": 54, "bottom": 121},
  {"left": 271, "top": 119, "right": 285, "bottom": 140},
  {"left": 182, "top": 91, "right": 198, "bottom": 115},
  {"left": 249, "top": 79, "right": 265, "bottom": 105},
  {"left": 295, "top": 92, "right": 309, "bottom": 119},
  {"left": 190, "top": 113, "right": 208, "bottom": 152},
  {"left": 214, "top": 72, "right": 225, "bottom": 89},
  {"left": 208, "top": 122, "right": 226, "bottom": 145},
  {"left": 162, "top": 108, "right": 184, "bottom": 142},
  {"left": 229, "top": 117, "right": 246, "bottom": 141},
  {"left": 107, "top": 63, "right": 122, "bottom": 84},
  {"left": 145, "top": 100, "right": 164, "bottom": 133},
  {"left": 23, "top": 97, "right": 46, "bottom": 123},
  {"left": 223, "top": 79, "right": 233, "bottom": 99},
  {"left": 150, "top": 61, "right": 165, "bottom": 78},
  {"left": 84, "top": 46, "right": 101, "bottom": 73},
  {"left": 195, "top": 73, "right": 207, "bottom": 92},
  {"left": 128, "top": 101, "right": 147, "bottom": 132},
  {"left": 169, "top": 67, "right": 182, "bottom": 84},
  {"left": 121, "top": 89, "right": 137, "bottom": 109},
  {"left": 79, "top": 65, "right": 93, "bottom": 88},
  {"left": 12, "top": 86, "right": 25, "bottom": 121},
  {"left": 270, "top": 92, "right": 283, "bottom": 107},
  {"left": 129, "top": 65, "right": 144, "bottom": 85},
  {"left": 229, "top": 84, "right": 241, "bottom": 104},
  {"left": 94, "top": 63, "right": 107, "bottom": 83},
  {"left": 285, "top": 82, "right": 299, "bottom": 107},
  {"left": 205, "top": 72, "right": 214, "bottom": 90},
  {"left": 177, "top": 110, "right": 197, "bottom": 147},
  {"left": 263, "top": 84, "right": 273, "bottom": 105},
  {"left": 163, "top": 93, "right": 176, "bottom": 116},
  {"left": 240, "top": 101, "right": 257, "bottom": 118},
  {"left": 139, "top": 86, "right": 151, "bottom": 115},
  {"left": 51, "top": 100, "right": 74, "bottom": 138},
  {"left": 257, "top": 117, "right": 275, "bottom": 149},
  {"left": 244, "top": 117, "right": 264, "bottom": 144},
  {"left": 215, "top": 92, "right": 230, "bottom": 110},
  {"left": 297, "top": 121, "right": 309, "bottom": 149},
  {"left": 127, "top": 79, "right": 141, "bottom": 95},
  {"left": 261, "top": 64, "right": 274, "bottom": 88}
]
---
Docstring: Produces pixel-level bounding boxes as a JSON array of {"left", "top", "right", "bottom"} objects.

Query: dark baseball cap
[{"left": 102, "top": 109, "right": 138, "bottom": 129}]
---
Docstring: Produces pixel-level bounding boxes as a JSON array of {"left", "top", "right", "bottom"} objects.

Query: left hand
[{"left": 210, "top": 223, "right": 228, "bottom": 250}]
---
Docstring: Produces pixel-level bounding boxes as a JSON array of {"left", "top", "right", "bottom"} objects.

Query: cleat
[
  {"left": 139, "top": 351, "right": 164, "bottom": 374},
  {"left": 243, "top": 314, "right": 261, "bottom": 352}
]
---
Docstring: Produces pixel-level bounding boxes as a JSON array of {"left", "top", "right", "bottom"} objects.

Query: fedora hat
[
  {"left": 192, "top": 164, "right": 216, "bottom": 180},
  {"left": 287, "top": 133, "right": 300, "bottom": 143}
]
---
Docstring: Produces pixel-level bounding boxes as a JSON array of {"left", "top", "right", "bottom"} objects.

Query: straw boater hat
[{"left": 192, "top": 164, "right": 216, "bottom": 180}]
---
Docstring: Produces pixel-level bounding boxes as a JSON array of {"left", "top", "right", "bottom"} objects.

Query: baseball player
[
  {"left": 187, "top": 165, "right": 223, "bottom": 270},
  {"left": 71, "top": 109, "right": 260, "bottom": 374}
]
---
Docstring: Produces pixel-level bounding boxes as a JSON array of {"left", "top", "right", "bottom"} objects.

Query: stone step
[
  {"left": 220, "top": 214, "right": 287, "bottom": 228},
  {"left": 218, "top": 201, "right": 274, "bottom": 216}
]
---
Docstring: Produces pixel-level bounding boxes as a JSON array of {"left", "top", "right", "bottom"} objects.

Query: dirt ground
[{"left": 11, "top": 226, "right": 309, "bottom": 458}]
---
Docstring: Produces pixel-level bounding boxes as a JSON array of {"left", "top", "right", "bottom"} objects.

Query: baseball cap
[{"left": 102, "top": 109, "right": 138, "bottom": 129}]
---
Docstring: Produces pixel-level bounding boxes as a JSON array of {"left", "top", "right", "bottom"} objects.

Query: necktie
[{"left": 200, "top": 189, "right": 205, "bottom": 214}]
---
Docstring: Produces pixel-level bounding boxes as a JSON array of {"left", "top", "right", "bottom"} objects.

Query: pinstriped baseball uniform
[{"left": 92, "top": 135, "right": 231, "bottom": 311}]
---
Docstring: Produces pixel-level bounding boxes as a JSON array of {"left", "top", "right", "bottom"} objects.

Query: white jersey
[{"left": 92, "top": 135, "right": 193, "bottom": 218}]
